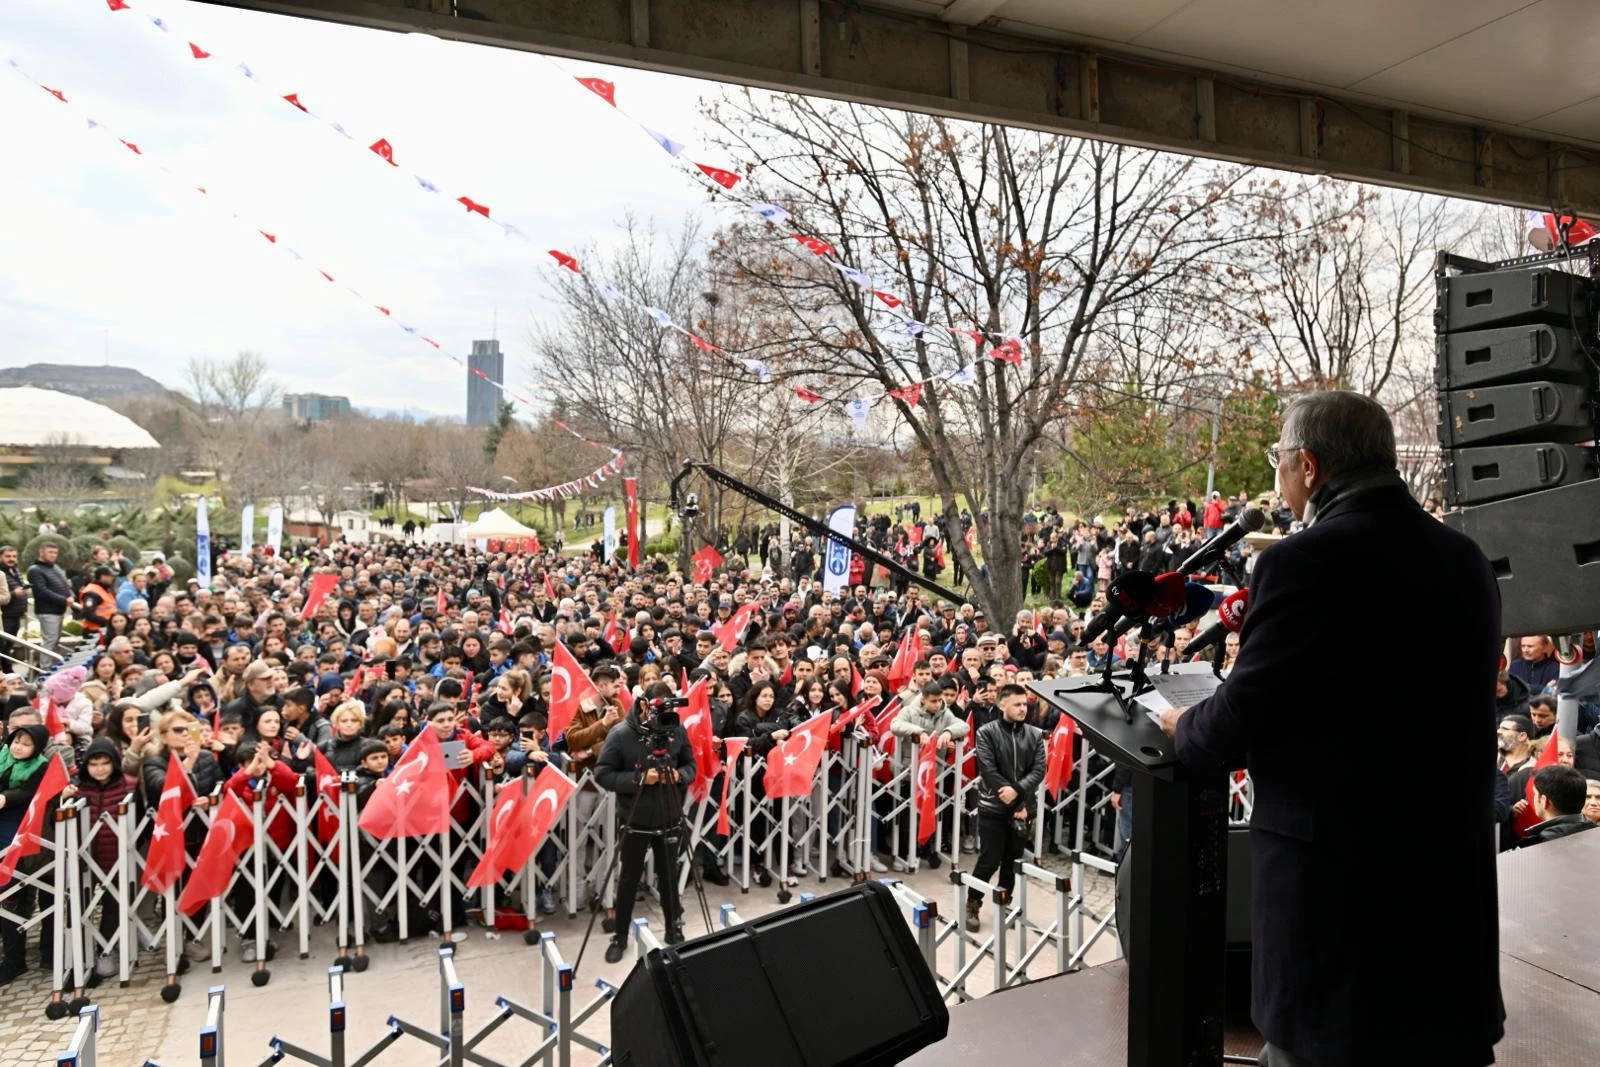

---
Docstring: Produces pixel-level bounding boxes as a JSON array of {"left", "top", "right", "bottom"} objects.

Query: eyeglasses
[{"left": 1264, "top": 442, "right": 1302, "bottom": 468}]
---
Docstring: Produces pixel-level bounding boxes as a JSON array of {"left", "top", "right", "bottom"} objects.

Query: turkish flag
[
  {"left": 689, "top": 334, "right": 719, "bottom": 352},
  {"left": 991, "top": 338, "right": 1023, "bottom": 364},
  {"left": 189, "top": 42, "right": 211, "bottom": 59},
  {"left": 872, "top": 695, "right": 903, "bottom": 738},
  {"left": 0, "top": 756, "right": 68, "bottom": 886},
  {"left": 886, "top": 382, "right": 923, "bottom": 407},
  {"left": 794, "top": 385, "right": 823, "bottom": 404},
  {"left": 38, "top": 688, "right": 64, "bottom": 741},
  {"left": 311, "top": 746, "right": 341, "bottom": 845},
  {"left": 695, "top": 163, "right": 741, "bottom": 189},
  {"left": 953, "top": 327, "right": 985, "bottom": 347},
  {"left": 886, "top": 627, "right": 919, "bottom": 693},
  {"left": 762, "top": 712, "right": 831, "bottom": 799},
  {"left": 467, "top": 768, "right": 579, "bottom": 887},
  {"left": 691, "top": 545, "right": 724, "bottom": 584},
  {"left": 283, "top": 92, "right": 309, "bottom": 112},
  {"left": 717, "top": 738, "right": 746, "bottom": 835},
  {"left": 107, "top": 0, "right": 131, "bottom": 9},
  {"left": 548, "top": 250, "right": 581, "bottom": 273},
  {"left": 544, "top": 572, "right": 558, "bottom": 600},
  {"left": 177, "top": 793, "right": 253, "bottom": 915},
  {"left": 546, "top": 640, "right": 600, "bottom": 742},
  {"left": 1043, "top": 718, "right": 1076, "bottom": 798},
  {"left": 791, "top": 234, "right": 834, "bottom": 256},
  {"left": 914, "top": 734, "right": 939, "bottom": 845},
  {"left": 300, "top": 572, "right": 339, "bottom": 620},
  {"left": 624, "top": 477, "right": 640, "bottom": 569},
  {"left": 873, "top": 290, "right": 902, "bottom": 309},
  {"left": 435, "top": 589, "right": 448, "bottom": 616},
  {"left": 519, "top": 765, "right": 576, "bottom": 861},
  {"left": 681, "top": 677, "right": 719, "bottom": 802},
  {"left": 711, "top": 602, "right": 757, "bottom": 653},
  {"left": 575, "top": 76, "right": 616, "bottom": 106},
  {"left": 369, "top": 138, "right": 398, "bottom": 165},
  {"left": 357, "top": 730, "right": 452, "bottom": 839},
  {"left": 458, "top": 196, "right": 491, "bottom": 217},
  {"left": 1513, "top": 732, "right": 1564, "bottom": 837},
  {"left": 141, "top": 752, "right": 196, "bottom": 894},
  {"left": 956, "top": 711, "right": 977, "bottom": 779},
  {"left": 602, "top": 615, "right": 625, "bottom": 655}
]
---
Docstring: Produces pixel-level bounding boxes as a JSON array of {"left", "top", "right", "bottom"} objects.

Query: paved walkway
[{"left": 6, "top": 855, "right": 1118, "bottom": 1067}]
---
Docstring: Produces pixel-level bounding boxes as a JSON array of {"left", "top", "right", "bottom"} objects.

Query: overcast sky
[{"left": 0, "top": 0, "right": 719, "bottom": 416}]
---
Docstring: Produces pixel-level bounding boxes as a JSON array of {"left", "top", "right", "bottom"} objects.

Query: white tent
[{"left": 460, "top": 507, "right": 536, "bottom": 539}]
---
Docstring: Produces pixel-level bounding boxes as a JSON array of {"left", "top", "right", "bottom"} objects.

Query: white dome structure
[{"left": 0, "top": 387, "right": 160, "bottom": 450}]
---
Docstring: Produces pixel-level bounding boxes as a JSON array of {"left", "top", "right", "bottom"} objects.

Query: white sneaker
[
  {"left": 891, "top": 858, "right": 913, "bottom": 873},
  {"left": 784, "top": 872, "right": 800, "bottom": 886},
  {"left": 184, "top": 939, "right": 210, "bottom": 962},
  {"left": 960, "top": 835, "right": 976, "bottom": 852},
  {"left": 869, "top": 858, "right": 889, "bottom": 873},
  {"left": 93, "top": 954, "right": 116, "bottom": 979},
  {"left": 791, "top": 860, "right": 809, "bottom": 876},
  {"left": 241, "top": 942, "right": 257, "bottom": 963}
]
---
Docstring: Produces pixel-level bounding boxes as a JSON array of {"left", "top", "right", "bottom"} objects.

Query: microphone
[
  {"left": 1185, "top": 588, "right": 1248, "bottom": 659},
  {"left": 1165, "top": 582, "right": 1225, "bottom": 628},
  {"left": 1104, "top": 571, "right": 1191, "bottom": 643},
  {"left": 1175, "top": 507, "right": 1266, "bottom": 577},
  {"left": 1080, "top": 570, "right": 1157, "bottom": 645}
]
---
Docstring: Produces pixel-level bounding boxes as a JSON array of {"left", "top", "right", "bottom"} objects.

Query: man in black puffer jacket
[
  {"left": 594, "top": 683, "right": 695, "bottom": 962},
  {"left": 966, "top": 683, "right": 1045, "bottom": 932}
]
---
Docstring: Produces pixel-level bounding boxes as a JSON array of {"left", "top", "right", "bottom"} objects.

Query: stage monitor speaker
[
  {"left": 1436, "top": 380, "right": 1592, "bottom": 448},
  {"left": 1436, "top": 267, "right": 1593, "bottom": 333},
  {"left": 1444, "top": 478, "right": 1600, "bottom": 636},
  {"left": 1443, "top": 442, "right": 1597, "bottom": 505},
  {"left": 1436, "top": 322, "right": 1591, "bottom": 390},
  {"left": 609, "top": 881, "right": 947, "bottom": 1067}
]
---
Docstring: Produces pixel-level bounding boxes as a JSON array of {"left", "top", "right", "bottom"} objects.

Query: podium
[{"left": 1028, "top": 673, "right": 1231, "bottom": 1067}]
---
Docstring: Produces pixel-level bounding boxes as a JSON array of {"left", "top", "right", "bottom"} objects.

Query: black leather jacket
[{"left": 974, "top": 717, "right": 1046, "bottom": 817}]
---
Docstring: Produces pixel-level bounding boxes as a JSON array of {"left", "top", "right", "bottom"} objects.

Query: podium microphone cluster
[{"left": 1186, "top": 588, "right": 1249, "bottom": 659}]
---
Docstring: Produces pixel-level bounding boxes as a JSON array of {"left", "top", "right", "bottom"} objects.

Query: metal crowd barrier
[
  {"left": 55, "top": 1004, "right": 99, "bottom": 1067},
  {"left": 0, "top": 627, "right": 67, "bottom": 678}
]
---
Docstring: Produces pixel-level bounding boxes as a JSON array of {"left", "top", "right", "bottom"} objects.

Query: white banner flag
[
  {"left": 239, "top": 504, "right": 254, "bottom": 555},
  {"left": 195, "top": 496, "right": 212, "bottom": 585},
  {"left": 266, "top": 504, "right": 283, "bottom": 556},
  {"left": 823, "top": 504, "right": 856, "bottom": 595},
  {"left": 602, "top": 506, "right": 618, "bottom": 563}
]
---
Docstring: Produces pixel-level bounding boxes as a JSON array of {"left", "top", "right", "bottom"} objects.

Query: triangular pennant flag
[
  {"left": 742, "top": 359, "right": 771, "bottom": 382},
  {"left": 794, "top": 385, "right": 823, "bottom": 404},
  {"left": 282, "top": 92, "right": 309, "bottom": 112},
  {"left": 457, "top": 196, "right": 491, "bottom": 217},
  {"left": 120, "top": 139, "right": 141, "bottom": 154},
  {"left": 873, "top": 290, "right": 902, "bottom": 309},
  {"left": 189, "top": 43, "right": 211, "bottom": 59},
  {"left": 991, "top": 337, "right": 1023, "bottom": 364},
  {"left": 752, "top": 203, "right": 789, "bottom": 223},
  {"left": 689, "top": 334, "right": 719, "bottom": 353},
  {"left": 575, "top": 76, "right": 616, "bottom": 107},
  {"left": 548, "top": 250, "right": 580, "bottom": 272},
  {"left": 106, "top": 0, "right": 131, "bottom": 10},
  {"left": 369, "top": 138, "right": 397, "bottom": 165},
  {"left": 792, "top": 234, "right": 833, "bottom": 256},
  {"left": 844, "top": 397, "right": 873, "bottom": 429},
  {"left": 696, "top": 163, "right": 741, "bottom": 189},
  {"left": 643, "top": 127, "right": 686, "bottom": 156},
  {"left": 886, "top": 382, "right": 923, "bottom": 407}
]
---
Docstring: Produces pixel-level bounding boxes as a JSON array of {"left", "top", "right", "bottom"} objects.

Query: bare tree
[
  {"left": 22, "top": 434, "right": 97, "bottom": 508},
  {"left": 702, "top": 93, "right": 1277, "bottom": 621},
  {"left": 185, "top": 351, "right": 284, "bottom": 508}
]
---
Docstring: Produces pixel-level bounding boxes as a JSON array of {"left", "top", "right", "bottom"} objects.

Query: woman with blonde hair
[{"left": 320, "top": 700, "right": 368, "bottom": 770}]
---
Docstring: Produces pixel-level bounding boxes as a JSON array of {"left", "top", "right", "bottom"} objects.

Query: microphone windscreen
[
  {"left": 1108, "top": 571, "right": 1156, "bottom": 615},
  {"left": 1239, "top": 507, "right": 1266, "bottom": 533},
  {"left": 1218, "top": 588, "right": 1249, "bottom": 631},
  {"left": 1149, "top": 571, "right": 1188, "bottom": 616},
  {"left": 1167, "top": 582, "right": 1223, "bottom": 627}
]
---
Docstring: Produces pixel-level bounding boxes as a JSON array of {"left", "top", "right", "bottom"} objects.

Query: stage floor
[{"left": 908, "top": 829, "right": 1600, "bottom": 1065}]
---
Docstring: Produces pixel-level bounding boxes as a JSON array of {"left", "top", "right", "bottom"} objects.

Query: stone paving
[{"left": 0, "top": 857, "right": 1119, "bottom": 1067}]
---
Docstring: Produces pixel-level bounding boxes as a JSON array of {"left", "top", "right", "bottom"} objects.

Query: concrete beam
[{"left": 194, "top": 0, "right": 1600, "bottom": 216}]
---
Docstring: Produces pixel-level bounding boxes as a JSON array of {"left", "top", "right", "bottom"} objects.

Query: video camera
[{"left": 639, "top": 695, "right": 688, "bottom": 753}]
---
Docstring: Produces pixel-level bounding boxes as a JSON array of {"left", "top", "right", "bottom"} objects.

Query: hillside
[{"left": 0, "top": 363, "right": 171, "bottom": 401}]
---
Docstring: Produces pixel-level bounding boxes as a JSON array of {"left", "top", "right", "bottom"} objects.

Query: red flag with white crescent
[
  {"left": 140, "top": 751, "right": 196, "bottom": 894},
  {"left": 546, "top": 639, "right": 600, "bottom": 741},
  {"left": 357, "top": 729, "right": 452, "bottom": 839},
  {"left": 680, "top": 677, "right": 719, "bottom": 802},
  {"left": 0, "top": 756, "right": 68, "bottom": 886},
  {"left": 762, "top": 712, "right": 831, "bottom": 799},
  {"left": 177, "top": 792, "right": 254, "bottom": 914},
  {"left": 717, "top": 738, "right": 746, "bottom": 835},
  {"left": 915, "top": 734, "right": 939, "bottom": 845},
  {"left": 1043, "top": 717, "right": 1076, "bottom": 798},
  {"left": 711, "top": 602, "right": 757, "bottom": 653}
]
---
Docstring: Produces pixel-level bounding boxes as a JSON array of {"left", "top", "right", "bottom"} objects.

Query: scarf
[
  {"left": 0, "top": 732, "right": 48, "bottom": 788},
  {"left": 1302, "top": 471, "right": 1409, "bottom": 528}
]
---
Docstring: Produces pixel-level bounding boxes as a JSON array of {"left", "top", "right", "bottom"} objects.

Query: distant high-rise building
[
  {"left": 467, "top": 340, "right": 505, "bottom": 426},
  {"left": 282, "top": 392, "right": 351, "bottom": 421}
]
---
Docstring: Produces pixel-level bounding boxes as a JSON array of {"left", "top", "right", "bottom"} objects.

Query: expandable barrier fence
[{"left": 19, "top": 732, "right": 1252, "bottom": 1019}]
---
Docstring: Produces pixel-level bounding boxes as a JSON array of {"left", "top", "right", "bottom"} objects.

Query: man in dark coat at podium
[{"left": 1161, "top": 391, "right": 1504, "bottom": 1067}]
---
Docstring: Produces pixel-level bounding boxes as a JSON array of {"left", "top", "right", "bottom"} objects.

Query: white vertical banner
[
  {"left": 823, "top": 504, "right": 856, "bottom": 595},
  {"left": 266, "top": 504, "right": 284, "bottom": 556},
  {"left": 239, "top": 504, "right": 254, "bottom": 556},
  {"left": 195, "top": 496, "right": 212, "bottom": 586},
  {"left": 602, "top": 506, "right": 618, "bottom": 563}
]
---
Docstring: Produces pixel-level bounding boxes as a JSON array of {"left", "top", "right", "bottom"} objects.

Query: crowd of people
[{"left": 0, "top": 487, "right": 1594, "bottom": 984}]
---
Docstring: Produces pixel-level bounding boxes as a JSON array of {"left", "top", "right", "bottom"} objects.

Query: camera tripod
[{"left": 571, "top": 748, "right": 715, "bottom": 976}]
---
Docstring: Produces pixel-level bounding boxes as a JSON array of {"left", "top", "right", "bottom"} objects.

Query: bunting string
[
  {"left": 466, "top": 451, "right": 624, "bottom": 502},
  {"left": 97, "top": 0, "right": 732, "bottom": 361}
]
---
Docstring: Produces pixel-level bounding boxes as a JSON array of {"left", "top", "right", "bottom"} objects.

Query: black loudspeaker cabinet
[
  {"left": 1436, "top": 380, "right": 1591, "bottom": 448},
  {"left": 1435, "top": 322, "right": 1590, "bottom": 390},
  {"left": 1445, "top": 478, "right": 1600, "bottom": 636},
  {"left": 1443, "top": 442, "right": 1597, "bottom": 505},
  {"left": 610, "top": 881, "right": 948, "bottom": 1067},
  {"left": 1436, "top": 267, "right": 1593, "bottom": 334}
]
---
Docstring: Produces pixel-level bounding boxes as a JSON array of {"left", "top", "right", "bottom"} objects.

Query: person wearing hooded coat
[
  {"left": 0, "top": 723, "right": 55, "bottom": 983},
  {"left": 75, "top": 737, "right": 139, "bottom": 981}
]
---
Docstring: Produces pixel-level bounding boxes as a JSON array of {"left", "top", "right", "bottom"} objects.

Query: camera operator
[{"left": 594, "top": 681, "right": 696, "bottom": 963}]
